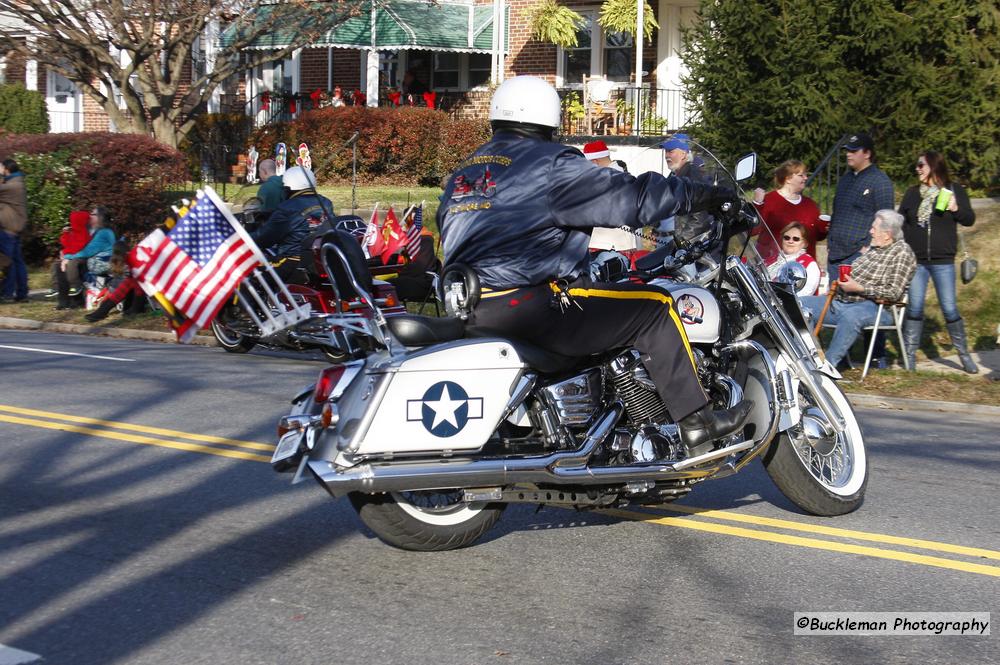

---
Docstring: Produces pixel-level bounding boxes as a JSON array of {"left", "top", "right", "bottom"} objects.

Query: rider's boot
[{"left": 678, "top": 399, "right": 755, "bottom": 458}]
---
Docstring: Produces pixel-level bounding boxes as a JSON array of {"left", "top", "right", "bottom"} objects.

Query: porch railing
[
  {"left": 558, "top": 86, "right": 699, "bottom": 137},
  {"left": 805, "top": 132, "right": 851, "bottom": 213}
]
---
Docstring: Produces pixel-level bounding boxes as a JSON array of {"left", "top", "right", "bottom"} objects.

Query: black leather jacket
[
  {"left": 251, "top": 189, "right": 334, "bottom": 259},
  {"left": 438, "top": 131, "right": 732, "bottom": 288}
]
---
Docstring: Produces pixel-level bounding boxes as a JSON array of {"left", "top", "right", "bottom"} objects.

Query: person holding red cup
[{"left": 799, "top": 211, "right": 916, "bottom": 370}]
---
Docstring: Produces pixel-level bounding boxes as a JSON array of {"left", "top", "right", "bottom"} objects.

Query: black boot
[
  {"left": 902, "top": 316, "right": 923, "bottom": 371},
  {"left": 945, "top": 318, "right": 978, "bottom": 374},
  {"left": 85, "top": 299, "right": 116, "bottom": 322},
  {"left": 678, "top": 399, "right": 755, "bottom": 458}
]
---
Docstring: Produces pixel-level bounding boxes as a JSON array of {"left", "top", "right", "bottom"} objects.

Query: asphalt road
[{"left": 0, "top": 331, "right": 997, "bottom": 665}]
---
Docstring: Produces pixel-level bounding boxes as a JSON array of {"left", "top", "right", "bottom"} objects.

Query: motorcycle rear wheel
[
  {"left": 348, "top": 490, "right": 505, "bottom": 551},
  {"left": 211, "top": 319, "right": 258, "bottom": 354},
  {"left": 762, "top": 374, "right": 867, "bottom": 516}
]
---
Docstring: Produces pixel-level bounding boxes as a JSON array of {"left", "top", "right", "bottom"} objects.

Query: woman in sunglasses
[
  {"left": 898, "top": 151, "right": 977, "bottom": 373},
  {"left": 752, "top": 159, "right": 827, "bottom": 261},
  {"left": 765, "top": 222, "right": 821, "bottom": 296}
]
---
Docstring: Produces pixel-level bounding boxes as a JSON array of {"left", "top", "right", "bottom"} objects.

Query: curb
[
  {"left": 846, "top": 392, "right": 1000, "bottom": 417},
  {"left": 0, "top": 316, "right": 217, "bottom": 347}
]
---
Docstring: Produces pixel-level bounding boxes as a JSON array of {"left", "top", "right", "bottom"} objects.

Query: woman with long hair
[{"left": 898, "top": 151, "right": 977, "bottom": 373}]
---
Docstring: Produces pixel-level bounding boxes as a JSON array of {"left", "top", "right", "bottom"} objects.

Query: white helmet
[
  {"left": 489, "top": 75, "right": 561, "bottom": 130},
  {"left": 282, "top": 165, "right": 316, "bottom": 191}
]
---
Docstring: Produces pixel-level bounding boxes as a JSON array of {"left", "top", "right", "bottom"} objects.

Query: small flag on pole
[
  {"left": 380, "top": 206, "right": 406, "bottom": 265},
  {"left": 130, "top": 188, "right": 262, "bottom": 343},
  {"left": 404, "top": 204, "right": 423, "bottom": 260}
]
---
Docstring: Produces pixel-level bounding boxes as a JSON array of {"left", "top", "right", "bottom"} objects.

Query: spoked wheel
[
  {"left": 211, "top": 318, "right": 258, "bottom": 354},
  {"left": 348, "top": 489, "right": 505, "bottom": 551},
  {"left": 762, "top": 373, "right": 867, "bottom": 516}
]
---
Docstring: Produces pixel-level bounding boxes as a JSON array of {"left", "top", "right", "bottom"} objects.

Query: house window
[
  {"left": 604, "top": 30, "right": 633, "bottom": 82},
  {"left": 433, "top": 52, "right": 460, "bottom": 89},
  {"left": 468, "top": 52, "right": 491, "bottom": 88},
  {"left": 562, "top": 14, "right": 593, "bottom": 83}
]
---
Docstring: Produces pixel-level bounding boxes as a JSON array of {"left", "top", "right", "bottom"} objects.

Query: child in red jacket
[{"left": 46, "top": 210, "right": 91, "bottom": 297}]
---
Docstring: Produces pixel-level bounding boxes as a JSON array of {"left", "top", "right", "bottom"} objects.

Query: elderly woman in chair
[{"left": 800, "top": 210, "right": 916, "bottom": 370}]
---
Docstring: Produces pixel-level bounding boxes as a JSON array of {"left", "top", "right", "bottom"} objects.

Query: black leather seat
[
  {"left": 387, "top": 315, "right": 466, "bottom": 346},
  {"left": 387, "top": 317, "right": 581, "bottom": 375}
]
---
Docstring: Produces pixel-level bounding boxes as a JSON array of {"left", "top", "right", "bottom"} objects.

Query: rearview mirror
[{"left": 734, "top": 153, "right": 757, "bottom": 182}]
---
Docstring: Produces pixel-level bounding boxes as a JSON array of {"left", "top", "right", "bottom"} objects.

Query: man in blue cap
[{"left": 657, "top": 133, "right": 712, "bottom": 243}]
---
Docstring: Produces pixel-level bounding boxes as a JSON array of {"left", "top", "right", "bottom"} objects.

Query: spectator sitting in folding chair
[
  {"left": 799, "top": 210, "right": 916, "bottom": 370},
  {"left": 55, "top": 206, "right": 115, "bottom": 310}
]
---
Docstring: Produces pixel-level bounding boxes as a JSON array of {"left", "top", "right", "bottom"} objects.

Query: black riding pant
[{"left": 472, "top": 276, "right": 709, "bottom": 421}]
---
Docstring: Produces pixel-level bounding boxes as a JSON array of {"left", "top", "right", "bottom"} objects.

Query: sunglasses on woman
[
  {"left": 782, "top": 234, "right": 803, "bottom": 242},
  {"left": 915, "top": 161, "right": 927, "bottom": 168}
]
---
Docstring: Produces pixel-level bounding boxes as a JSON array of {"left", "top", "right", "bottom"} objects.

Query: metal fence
[{"left": 558, "top": 86, "right": 699, "bottom": 137}]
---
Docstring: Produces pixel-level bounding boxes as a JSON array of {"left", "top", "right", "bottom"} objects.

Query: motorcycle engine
[{"left": 607, "top": 350, "right": 667, "bottom": 425}]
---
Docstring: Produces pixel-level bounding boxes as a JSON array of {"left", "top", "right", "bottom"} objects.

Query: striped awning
[{"left": 220, "top": 0, "right": 508, "bottom": 54}]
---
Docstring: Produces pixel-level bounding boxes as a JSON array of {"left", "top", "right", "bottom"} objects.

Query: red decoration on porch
[
  {"left": 288, "top": 93, "right": 297, "bottom": 114},
  {"left": 310, "top": 88, "right": 323, "bottom": 108},
  {"left": 388, "top": 91, "right": 401, "bottom": 106},
  {"left": 422, "top": 91, "right": 436, "bottom": 109},
  {"left": 261, "top": 91, "right": 270, "bottom": 111},
  {"left": 354, "top": 90, "right": 366, "bottom": 106}
]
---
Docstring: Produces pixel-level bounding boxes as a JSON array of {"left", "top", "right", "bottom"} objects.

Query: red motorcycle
[{"left": 212, "top": 214, "right": 407, "bottom": 362}]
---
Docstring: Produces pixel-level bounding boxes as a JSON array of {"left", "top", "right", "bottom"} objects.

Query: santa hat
[{"left": 582, "top": 140, "right": 611, "bottom": 161}]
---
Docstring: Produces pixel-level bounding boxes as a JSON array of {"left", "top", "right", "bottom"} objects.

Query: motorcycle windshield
[{"left": 630, "top": 137, "right": 782, "bottom": 283}]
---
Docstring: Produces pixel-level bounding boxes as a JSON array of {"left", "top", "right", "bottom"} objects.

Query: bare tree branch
[{"left": 0, "top": 0, "right": 362, "bottom": 147}]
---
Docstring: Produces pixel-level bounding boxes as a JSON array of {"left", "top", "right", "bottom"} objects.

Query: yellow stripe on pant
[{"left": 566, "top": 287, "right": 698, "bottom": 372}]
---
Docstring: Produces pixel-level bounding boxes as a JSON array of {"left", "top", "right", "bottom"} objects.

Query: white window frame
[{"left": 429, "top": 52, "right": 493, "bottom": 92}]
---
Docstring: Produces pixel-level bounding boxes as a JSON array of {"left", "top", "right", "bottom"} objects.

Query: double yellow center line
[
  {"left": 3, "top": 402, "right": 999, "bottom": 577},
  {"left": 0, "top": 403, "right": 272, "bottom": 463}
]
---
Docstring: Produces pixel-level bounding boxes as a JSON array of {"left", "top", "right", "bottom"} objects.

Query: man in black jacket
[
  {"left": 439, "top": 76, "right": 753, "bottom": 459},
  {"left": 251, "top": 166, "right": 333, "bottom": 283}
]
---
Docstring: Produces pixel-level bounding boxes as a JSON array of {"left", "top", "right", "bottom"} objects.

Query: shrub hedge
[
  {"left": 250, "top": 106, "right": 490, "bottom": 186},
  {"left": 0, "top": 133, "right": 187, "bottom": 261},
  {"left": 0, "top": 84, "right": 49, "bottom": 134}
]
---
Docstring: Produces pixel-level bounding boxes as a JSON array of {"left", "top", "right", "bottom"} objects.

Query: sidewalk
[{"left": 912, "top": 348, "right": 1000, "bottom": 380}]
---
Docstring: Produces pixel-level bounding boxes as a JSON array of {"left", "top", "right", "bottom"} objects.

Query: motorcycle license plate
[{"left": 272, "top": 430, "right": 306, "bottom": 464}]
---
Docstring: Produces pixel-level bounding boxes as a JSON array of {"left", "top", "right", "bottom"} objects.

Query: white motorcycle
[{"left": 268, "top": 148, "right": 866, "bottom": 551}]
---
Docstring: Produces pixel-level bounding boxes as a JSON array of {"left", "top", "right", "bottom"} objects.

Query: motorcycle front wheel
[
  {"left": 348, "top": 490, "right": 505, "bottom": 551},
  {"left": 762, "top": 373, "right": 867, "bottom": 516},
  {"left": 211, "top": 319, "right": 258, "bottom": 354}
]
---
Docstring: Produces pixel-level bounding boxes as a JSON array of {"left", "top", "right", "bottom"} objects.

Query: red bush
[
  {"left": 0, "top": 132, "right": 188, "bottom": 246},
  {"left": 250, "top": 107, "right": 489, "bottom": 186}
]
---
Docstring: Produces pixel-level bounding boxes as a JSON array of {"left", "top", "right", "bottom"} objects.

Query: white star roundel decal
[{"left": 406, "top": 381, "right": 484, "bottom": 437}]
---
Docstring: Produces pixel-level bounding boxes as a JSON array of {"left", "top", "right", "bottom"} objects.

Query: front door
[{"left": 47, "top": 71, "right": 80, "bottom": 132}]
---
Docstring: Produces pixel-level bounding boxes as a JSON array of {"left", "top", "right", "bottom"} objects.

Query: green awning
[{"left": 220, "top": 0, "right": 508, "bottom": 54}]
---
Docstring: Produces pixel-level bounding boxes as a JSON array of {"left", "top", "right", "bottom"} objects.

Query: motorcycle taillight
[
  {"left": 372, "top": 283, "right": 400, "bottom": 308},
  {"left": 313, "top": 365, "right": 347, "bottom": 403}
]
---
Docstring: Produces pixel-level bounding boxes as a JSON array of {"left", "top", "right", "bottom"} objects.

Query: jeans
[
  {"left": 0, "top": 231, "right": 28, "bottom": 299},
  {"left": 801, "top": 295, "right": 893, "bottom": 368},
  {"left": 906, "top": 263, "right": 960, "bottom": 323}
]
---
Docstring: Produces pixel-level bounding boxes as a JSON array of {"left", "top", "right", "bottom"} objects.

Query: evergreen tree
[
  {"left": 0, "top": 84, "right": 49, "bottom": 134},
  {"left": 681, "top": 0, "right": 999, "bottom": 191}
]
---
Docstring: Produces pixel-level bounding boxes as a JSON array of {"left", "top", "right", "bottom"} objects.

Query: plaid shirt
[
  {"left": 828, "top": 164, "right": 894, "bottom": 263},
  {"left": 838, "top": 239, "right": 916, "bottom": 304}
]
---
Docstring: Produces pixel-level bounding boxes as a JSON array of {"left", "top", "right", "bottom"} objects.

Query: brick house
[{"left": 229, "top": 0, "right": 700, "bottom": 135}]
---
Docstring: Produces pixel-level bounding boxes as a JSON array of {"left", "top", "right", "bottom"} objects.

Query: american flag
[
  {"left": 131, "top": 190, "right": 260, "bottom": 343},
  {"left": 405, "top": 205, "right": 422, "bottom": 260}
]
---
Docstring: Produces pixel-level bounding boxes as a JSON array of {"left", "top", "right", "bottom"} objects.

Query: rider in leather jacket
[
  {"left": 438, "top": 76, "right": 754, "bottom": 459},
  {"left": 251, "top": 166, "right": 334, "bottom": 282}
]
